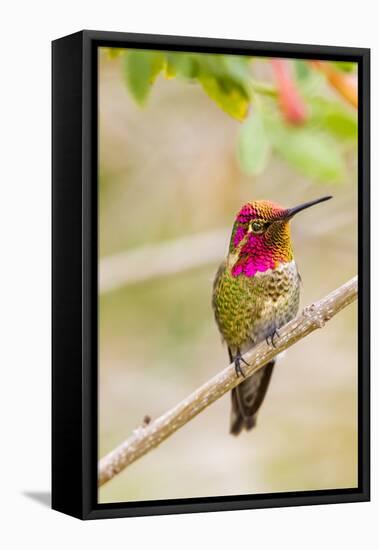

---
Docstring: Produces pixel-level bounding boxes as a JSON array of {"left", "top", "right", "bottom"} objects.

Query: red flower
[{"left": 271, "top": 59, "right": 308, "bottom": 125}]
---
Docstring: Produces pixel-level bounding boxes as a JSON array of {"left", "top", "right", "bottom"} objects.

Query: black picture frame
[{"left": 52, "top": 30, "right": 370, "bottom": 520}]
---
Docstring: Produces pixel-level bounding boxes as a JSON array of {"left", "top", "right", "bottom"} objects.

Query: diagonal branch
[{"left": 98, "top": 276, "right": 358, "bottom": 487}]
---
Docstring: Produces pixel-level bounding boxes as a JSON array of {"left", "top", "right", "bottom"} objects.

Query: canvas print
[{"left": 97, "top": 47, "right": 358, "bottom": 504}]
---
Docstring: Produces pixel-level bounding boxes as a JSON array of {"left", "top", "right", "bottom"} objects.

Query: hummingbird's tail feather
[
  {"left": 230, "top": 360, "right": 275, "bottom": 436},
  {"left": 230, "top": 391, "right": 257, "bottom": 435}
]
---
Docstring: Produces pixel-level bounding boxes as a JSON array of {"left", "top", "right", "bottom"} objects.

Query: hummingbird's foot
[
  {"left": 266, "top": 328, "right": 280, "bottom": 348},
  {"left": 234, "top": 353, "right": 249, "bottom": 378}
]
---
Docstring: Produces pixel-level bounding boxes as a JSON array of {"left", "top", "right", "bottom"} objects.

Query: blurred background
[{"left": 98, "top": 49, "right": 358, "bottom": 504}]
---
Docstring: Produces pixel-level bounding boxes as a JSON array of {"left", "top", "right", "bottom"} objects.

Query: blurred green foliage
[
  {"left": 98, "top": 50, "right": 358, "bottom": 502},
  {"left": 104, "top": 47, "right": 357, "bottom": 185},
  {"left": 122, "top": 50, "right": 165, "bottom": 104},
  {"left": 237, "top": 108, "right": 269, "bottom": 175},
  {"left": 263, "top": 112, "right": 346, "bottom": 182},
  {"left": 330, "top": 61, "right": 357, "bottom": 72}
]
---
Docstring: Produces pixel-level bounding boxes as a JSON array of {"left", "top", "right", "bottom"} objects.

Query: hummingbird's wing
[{"left": 212, "top": 260, "right": 266, "bottom": 348}]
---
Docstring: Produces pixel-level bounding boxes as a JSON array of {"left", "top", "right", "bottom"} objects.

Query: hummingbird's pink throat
[
  {"left": 231, "top": 226, "right": 293, "bottom": 277},
  {"left": 232, "top": 234, "right": 292, "bottom": 277}
]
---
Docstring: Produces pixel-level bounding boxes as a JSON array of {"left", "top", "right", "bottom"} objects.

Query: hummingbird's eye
[{"left": 251, "top": 221, "right": 264, "bottom": 234}]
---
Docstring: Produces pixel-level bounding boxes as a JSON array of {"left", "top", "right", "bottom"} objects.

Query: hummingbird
[{"left": 212, "top": 195, "right": 332, "bottom": 435}]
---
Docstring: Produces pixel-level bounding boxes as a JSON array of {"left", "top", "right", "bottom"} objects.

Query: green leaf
[
  {"left": 196, "top": 54, "right": 252, "bottom": 120},
  {"left": 237, "top": 110, "right": 270, "bottom": 175},
  {"left": 198, "top": 74, "right": 250, "bottom": 120},
  {"left": 216, "top": 55, "right": 252, "bottom": 82},
  {"left": 123, "top": 50, "right": 165, "bottom": 105},
  {"left": 309, "top": 97, "right": 357, "bottom": 141},
  {"left": 106, "top": 47, "right": 125, "bottom": 59},
  {"left": 164, "top": 52, "right": 199, "bottom": 79},
  {"left": 265, "top": 115, "right": 345, "bottom": 183},
  {"left": 330, "top": 61, "right": 357, "bottom": 73}
]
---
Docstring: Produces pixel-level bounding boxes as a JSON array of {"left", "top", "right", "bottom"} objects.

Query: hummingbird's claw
[
  {"left": 266, "top": 328, "right": 280, "bottom": 348},
  {"left": 234, "top": 354, "right": 248, "bottom": 378}
]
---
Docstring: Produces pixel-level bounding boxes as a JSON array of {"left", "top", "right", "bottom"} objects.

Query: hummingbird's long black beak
[{"left": 284, "top": 195, "right": 333, "bottom": 219}]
